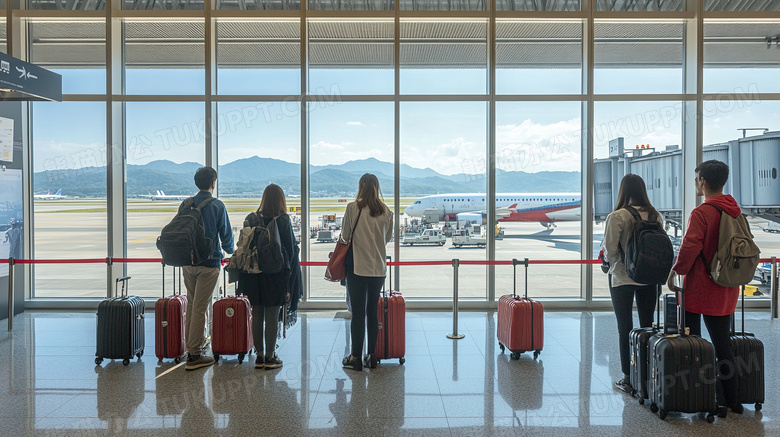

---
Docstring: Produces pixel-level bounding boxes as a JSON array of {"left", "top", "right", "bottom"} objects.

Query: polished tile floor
[{"left": 1, "top": 310, "right": 778, "bottom": 436}]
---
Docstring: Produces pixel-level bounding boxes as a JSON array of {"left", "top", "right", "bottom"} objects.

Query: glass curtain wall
[{"left": 14, "top": 1, "right": 780, "bottom": 303}]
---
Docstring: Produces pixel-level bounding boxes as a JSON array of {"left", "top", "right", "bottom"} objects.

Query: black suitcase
[
  {"left": 629, "top": 285, "right": 662, "bottom": 403},
  {"left": 95, "top": 277, "right": 145, "bottom": 366},
  {"left": 648, "top": 285, "right": 720, "bottom": 422},
  {"left": 730, "top": 286, "right": 764, "bottom": 411}
]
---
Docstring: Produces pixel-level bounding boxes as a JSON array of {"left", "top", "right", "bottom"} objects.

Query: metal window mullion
[
  {"left": 301, "top": 11, "right": 310, "bottom": 301},
  {"left": 107, "top": 0, "right": 126, "bottom": 298},
  {"left": 486, "top": 0, "right": 495, "bottom": 302},
  {"left": 206, "top": 0, "right": 217, "bottom": 175},
  {"left": 681, "top": 0, "right": 702, "bottom": 232},
  {"left": 17, "top": 16, "right": 33, "bottom": 299},
  {"left": 393, "top": 3, "right": 400, "bottom": 290},
  {"left": 582, "top": 0, "right": 594, "bottom": 303}
]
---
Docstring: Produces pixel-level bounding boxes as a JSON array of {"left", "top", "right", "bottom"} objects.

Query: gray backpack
[{"left": 700, "top": 204, "right": 760, "bottom": 287}]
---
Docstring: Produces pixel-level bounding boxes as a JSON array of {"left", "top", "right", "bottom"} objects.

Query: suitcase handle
[
  {"left": 511, "top": 258, "right": 529, "bottom": 299},
  {"left": 115, "top": 276, "right": 131, "bottom": 297},
  {"left": 671, "top": 283, "right": 688, "bottom": 335},
  {"left": 161, "top": 264, "right": 183, "bottom": 299}
]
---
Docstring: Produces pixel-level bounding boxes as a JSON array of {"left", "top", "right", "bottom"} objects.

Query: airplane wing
[{"left": 460, "top": 203, "right": 517, "bottom": 220}]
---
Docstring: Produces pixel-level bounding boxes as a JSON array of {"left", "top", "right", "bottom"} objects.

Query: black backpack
[
  {"left": 621, "top": 206, "right": 674, "bottom": 284},
  {"left": 255, "top": 214, "right": 285, "bottom": 275},
  {"left": 156, "top": 197, "right": 215, "bottom": 267}
]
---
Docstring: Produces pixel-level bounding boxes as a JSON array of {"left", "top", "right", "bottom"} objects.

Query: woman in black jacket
[{"left": 238, "top": 184, "right": 295, "bottom": 370}]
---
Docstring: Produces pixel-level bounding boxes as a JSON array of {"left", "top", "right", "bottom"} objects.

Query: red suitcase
[
  {"left": 376, "top": 261, "right": 405, "bottom": 365},
  {"left": 212, "top": 271, "right": 253, "bottom": 364},
  {"left": 497, "top": 258, "right": 544, "bottom": 359},
  {"left": 155, "top": 265, "right": 188, "bottom": 363}
]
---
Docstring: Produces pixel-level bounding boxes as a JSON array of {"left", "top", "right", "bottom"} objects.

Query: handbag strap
[{"left": 347, "top": 205, "right": 363, "bottom": 244}]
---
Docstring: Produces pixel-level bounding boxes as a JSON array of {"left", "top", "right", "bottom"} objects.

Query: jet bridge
[{"left": 594, "top": 132, "right": 780, "bottom": 230}]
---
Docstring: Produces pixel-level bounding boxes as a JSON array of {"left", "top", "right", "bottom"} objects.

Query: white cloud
[
  {"left": 495, "top": 118, "right": 582, "bottom": 173},
  {"left": 346, "top": 121, "right": 365, "bottom": 126}
]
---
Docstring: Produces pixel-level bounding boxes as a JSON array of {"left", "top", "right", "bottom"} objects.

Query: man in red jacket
[{"left": 666, "top": 160, "right": 742, "bottom": 415}]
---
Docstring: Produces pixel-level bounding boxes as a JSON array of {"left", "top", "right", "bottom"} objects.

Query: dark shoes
[
  {"left": 265, "top": 354, "right": 283, "bottom": 369},
  {"left": 342, "top": 355, "right": 362, "bottom": 371},
  {"left": 363, "top": 354, "right": 377, "bottom": 369},
  {"left": 613, "top": 377, "right": 632, "bottom": 394}
]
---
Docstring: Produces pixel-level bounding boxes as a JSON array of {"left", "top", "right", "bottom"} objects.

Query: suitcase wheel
[
  {"left": 214, "top": 354, "right": 220, "bottom": 362},
  {"left": 650, "top": 403, "right": 658, "bottom": 413},
  {"left": 658, "top": 409, "right": 667, "bottom": 420},
  {"left": 498, "top": 343, "right": 505, "bottom": 353},
  {"left": 123, "top": 359, "right": 130, "bottom": 366},
  {"left": 638, "top": 397, "right": 645, "bottom": 406},
  {"left": 238, "top": 353, "right": 245, "bottom": 364},
  {"left": 510, "top": 351, "right": 521, "bottom": 360},
  {"left": 174, "top": 357, "right": 181, "bottom": 364},
  {"left": 756, "top": 403, "right": 763, "bottom": 411},
  {"left": 533, "top": 350, "right": 541, "bottom": 360},
  {"left": 399, "top": 357, "right": 405, "bottom": 365},
  {"left": 717, "top": 406, "right": 728, "bottom": 418},
  {"left": 95, "top": 357, "right": 103, "bottom": 366},
  {"left": 137, "top": 351, "right": 143, "bottom": 359}
]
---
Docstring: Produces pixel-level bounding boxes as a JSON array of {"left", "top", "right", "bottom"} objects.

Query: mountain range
[{"left": 34, "top": 157, "right": 581, "bottom": 198}]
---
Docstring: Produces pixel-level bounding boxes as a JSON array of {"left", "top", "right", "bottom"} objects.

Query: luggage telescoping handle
[
  {"left": 732, "top": 285, "right": 747, "bottom": 335},
  {"left": 671, "top": 282, "right": 687, "bottom": 336},
  {"left": 512, "top": 258, "right": 529, "bottom": 299},
  {"left": 115, "top": 276, "right": 131, "bottom": 297},
  {"left": 161, "top": 264, "right": 183, "bottom": 299}
]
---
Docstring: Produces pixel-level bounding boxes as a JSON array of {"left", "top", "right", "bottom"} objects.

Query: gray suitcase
[{"left": 95, "top": 277, "right": 145, "bottom": 366}]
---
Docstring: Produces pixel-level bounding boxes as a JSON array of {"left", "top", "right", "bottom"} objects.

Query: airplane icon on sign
[{"left": 15, "top": 66, "right": 37, "bottom": 80}]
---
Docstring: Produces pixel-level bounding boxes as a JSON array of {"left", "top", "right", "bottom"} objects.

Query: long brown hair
[
  {"left": 258, "top": 184, "right": 287, "bottom": 218},
  {"left": 614, "top": 174, "right": 659, "bottom": 219},
  {"left": 356, "top": 173, "right": 386, "bottom": 217}
]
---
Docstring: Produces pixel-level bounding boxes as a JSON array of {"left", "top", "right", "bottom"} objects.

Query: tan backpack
[{"left": 699, "top": 204, "right": 760, "bottom": 287}]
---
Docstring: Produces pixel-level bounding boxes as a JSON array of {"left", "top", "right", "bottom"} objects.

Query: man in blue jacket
[{"left": 183, "top": 166, "right": 234, "bottom": 370}]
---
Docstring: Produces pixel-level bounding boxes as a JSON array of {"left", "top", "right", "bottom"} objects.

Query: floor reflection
[{"left": 0, "top": 310, "right": 776, "bottom": 436}]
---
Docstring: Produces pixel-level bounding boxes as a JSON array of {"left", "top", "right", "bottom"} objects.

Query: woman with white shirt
[
  {"left": 601, "top": 174, "right": 663, "bottom": 393},
  {"left": 341, "top": 173, "right": 394, "bottom": 371}
]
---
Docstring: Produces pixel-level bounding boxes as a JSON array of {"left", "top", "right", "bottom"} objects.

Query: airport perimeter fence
[{"left": 2, "top": 256, "right": 779, "bottom": 333}]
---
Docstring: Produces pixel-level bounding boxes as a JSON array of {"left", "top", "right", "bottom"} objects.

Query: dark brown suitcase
[
  {"left": 730, "top": 286, "right": 764, "bottom": 410},
  {"left": 95, "top": 277, "right": 145, "bottom": 366}
]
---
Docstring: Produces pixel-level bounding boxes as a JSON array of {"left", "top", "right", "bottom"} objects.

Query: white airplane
[
  {"left": 34, "top": 189, "right": 65, "bottom": 200},
  {"left": 142, "top": 190, "right": 189, "bottom": 201},
  {"left": 404, "top": 193, "right": 582, "bottom": 229}
]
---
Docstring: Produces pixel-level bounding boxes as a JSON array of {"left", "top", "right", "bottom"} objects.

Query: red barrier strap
[
  {"left": 113, "top": 258, "right": 163, "bottom": 263},
  {"left": 388, "top": 261, "right": 453, "bottom": 266},
  {"left": 301, "top": 262, "right": 328, "bottom": 267},
  {"left": 529, "top": 260, "right": 601, "bottom": 265},
  {"left": 14, "top": 258, "right": 109, "bottom": 265}
]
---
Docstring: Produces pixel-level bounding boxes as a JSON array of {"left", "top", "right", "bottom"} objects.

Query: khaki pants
[{"left": 183, "top": 266, "right": 220, "bottom": 356}]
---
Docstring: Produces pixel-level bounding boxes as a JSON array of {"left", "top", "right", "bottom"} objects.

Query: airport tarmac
[{"left": 24, "top": 199, "right": 780, "bottom": 302}]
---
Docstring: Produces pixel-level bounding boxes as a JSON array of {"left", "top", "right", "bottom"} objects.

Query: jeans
[
  {"left": 609, "top": 278, "right": 659, "bottom": 377},
  {"left": 685, "top": 311, "right": 739, "bottom": 406},
  {"left": 182, "top": 266, "right": 220, "bottom": 356},
  {"left": 346, "top": 273, "right": 384, "bottom": 357},
  {"left": 253, "top": 305, "right": 281, "bottom": 359}
]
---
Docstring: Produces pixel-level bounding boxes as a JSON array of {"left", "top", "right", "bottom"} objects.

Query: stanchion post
[
  {"left": 447, "top": 258, "right": 465, "bottom": 340},
  {"left": 8, "top": 257, "right": 14, "bottom": 332},
  {"left": 771, "top": 257, "right": 778, "bottom": 320}
]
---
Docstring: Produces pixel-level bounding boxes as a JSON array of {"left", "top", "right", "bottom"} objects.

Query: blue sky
[{"left": 31, "top": 66, "right": 779, "bottom": 177}]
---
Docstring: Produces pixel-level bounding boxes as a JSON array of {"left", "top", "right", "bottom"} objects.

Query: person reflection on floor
[{"left": 181, "top": 374, "right": 216, "bottom": 436}]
